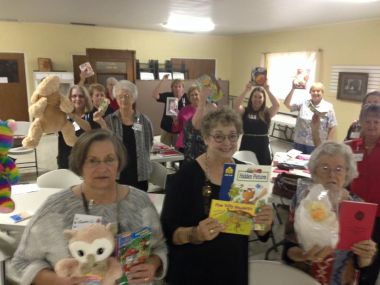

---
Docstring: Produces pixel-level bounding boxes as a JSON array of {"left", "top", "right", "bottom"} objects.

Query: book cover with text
[{"left": 336, "top": 201, "right": 378, "bottom": 250}]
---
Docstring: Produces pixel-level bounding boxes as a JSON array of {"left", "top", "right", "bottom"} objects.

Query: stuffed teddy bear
[
  {"left": 22, "top": 75, "right": 77, "bottom": 148},
  {"left": 55, "top": 223, "right": 123, "bottom": 285},
  {"left": 0, "top": 120, "right": 19, "bottom": 213}
]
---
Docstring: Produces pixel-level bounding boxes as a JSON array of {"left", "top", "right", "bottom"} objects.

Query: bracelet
[{"left": 188, "top": 226, "right": 203, "bottom": 245}]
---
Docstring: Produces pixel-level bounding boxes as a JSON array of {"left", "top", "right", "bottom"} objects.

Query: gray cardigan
[
  {"left": 105, "top": 111, "right": 153, "bottom": 181},
  {"left": 11, "top": 188, "right": 168, "bottom": 285}
]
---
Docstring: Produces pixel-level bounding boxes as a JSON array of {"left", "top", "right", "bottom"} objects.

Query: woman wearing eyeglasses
[
  {"left": 346, "top": 104, "right": 380, "bottom": 285},
  {"left": 12, "top": 129, "right": 167, "bottom": 285},
  {"left": 233, "top": 82, "right": 279, "bottom": 165},
  {"left": 161, "top": 107, "right": 274, "bottom": 285},
  {"left": 282, "top": 142, "right": 376, "bottom": 285},
  {"left": 95, "top": 80, "right": 153, "bottom": 191}
]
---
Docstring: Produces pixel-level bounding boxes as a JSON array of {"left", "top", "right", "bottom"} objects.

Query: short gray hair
[
  {"left": 69, "top": 129, "right": 127, "bottom": 176},
  {"left": 200, "top": 107, "right": 242, "bottom": 139},
  {"left": 359, "top": 103, "right": 380, "bottom": 122},
  {"left": 308, "top": 141, "right": 358, "bottom": 187},
  {"left": 113, "top": 80, "right": 138, "bottom": 102}
]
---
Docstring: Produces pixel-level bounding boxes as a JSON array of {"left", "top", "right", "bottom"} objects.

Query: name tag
[
  {"left": 132, "top": 123, "right": 142, "bottom": 131},
  {"left": 350, "top": 131, "right": 360, "bottom": 139},
  {"left": 353, "top": 152, "right": 364, "bottom": 162},
  {"left": 72, "top": 214, "right": 102, "bottom": 230}
]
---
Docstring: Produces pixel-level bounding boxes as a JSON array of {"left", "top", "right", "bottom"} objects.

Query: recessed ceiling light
[{"left": 162, "top": 13, "right": 215, "bottom": 32}]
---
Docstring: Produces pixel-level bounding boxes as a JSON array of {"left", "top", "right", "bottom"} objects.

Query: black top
[
  {"left": 57, "top": 113, "right": 97, "bottom": 169},
  {"left": 240, "top": 110, "right": 271, "bottom": 165},
  {"left": 161, "top": 160, "right": 270, "bottom": 285},
  {"left": 118, "top": 124, "right": 138, "bottom": 187},
  {"left": 157, "top": 92, "right": 189, "bottom": 132}
]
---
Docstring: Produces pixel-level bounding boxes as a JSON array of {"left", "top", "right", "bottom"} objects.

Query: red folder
[{"left": 337, "top": 200, "right": 378, "bottom": 250}]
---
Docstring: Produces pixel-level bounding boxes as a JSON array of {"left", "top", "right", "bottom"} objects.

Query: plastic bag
[{"left": 294, "top": 184, "right": 339, "bottom": 251}]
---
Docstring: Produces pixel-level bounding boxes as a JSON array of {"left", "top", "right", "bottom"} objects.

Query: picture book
[
  {"left": 195, "top": 74, "right": 224, "bottom": 102},
  {"left": 209, "top": 199, "right": 258, "bottom": 235},
  {"left": 293, "top": 68, "right": 310, "bottom": 89},
  {"left": 251, "top": 67, "right": 267, "bottom": 86},
  {"left": 216, "top": 163, "right": 272, "bottom": 232},
  {"left": 336, "top": 201, "right": 378, "bottom": 250},
  {"left": 165, "top": 97, "right": 178, "bottom": 116},
  {"left": 79, "top": 62, "right": 95, "bottom": 78},
  {"left": 116, "top": 227, "right": 152, "bottom": 285}
]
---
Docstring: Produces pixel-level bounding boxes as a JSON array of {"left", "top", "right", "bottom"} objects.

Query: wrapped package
[{"left": 294, "top": 184, "right": 339, "bottom": 251}]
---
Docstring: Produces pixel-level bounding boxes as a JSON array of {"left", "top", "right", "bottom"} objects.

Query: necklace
[
  {"left": 202, "top": 152, "right": 213, "bottom": 198},
  {"left": 80, "top": 184, "right": 121, "bottom": 233}
]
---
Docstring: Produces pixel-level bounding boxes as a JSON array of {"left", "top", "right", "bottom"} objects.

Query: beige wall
[
  {"left": 0, "top": 21, "right": 233, "bottom": 100},
  {"left": 2, "top": 19, "right": 380, "bottom": 140},
  {"left": 230, "top": 19, "right": 380, "bottom": 141}
]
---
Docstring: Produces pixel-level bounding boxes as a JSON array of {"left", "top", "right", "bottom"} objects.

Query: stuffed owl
[{"left": 55, "top": 223, "right": 123, "bottom": 285}]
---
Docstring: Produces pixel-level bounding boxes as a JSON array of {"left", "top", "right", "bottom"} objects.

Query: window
[{"left": 265, "top": 51, "right": 320, "bottom": 105}]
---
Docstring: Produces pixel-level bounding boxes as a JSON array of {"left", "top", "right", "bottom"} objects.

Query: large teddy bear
[
  {"left": 22, "top": 75, "right": 77, "bottom": 148},
  {"left": 55, "top": 223, "right": 123, "bottom": 285}
]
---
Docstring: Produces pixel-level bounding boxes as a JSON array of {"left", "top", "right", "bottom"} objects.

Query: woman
[
  {"left": 11, "top": 129, "right": 167, "bottom": 285},
  {"left": 161, "top": 107, "right": 274, "bottom": 285},
  {"left": 172, "top": 86, "right": 200, "bottom": 153},
  {"left": 88, "top": 83, "right": 114, "bottom": 118},
  {"left": 57, "top": 85, "right": 94, "bottom": 169},
  {"left": 348, "top": 104, "right": 380, "bottom": 284},
  {"left": 234, "top": 82, "right": 280, "bottom": 165},
  {"left": 284, "top": 82, "right": 337, "bottom": 154},
  {"left": 282, "top": 141, "right": 377, "bottom": 285},
  {"left": 95, "top": 80, "right": 153, "bottom": 191},
  {"left": 345, "top": 91, "right": 380, "bottom": 141}
]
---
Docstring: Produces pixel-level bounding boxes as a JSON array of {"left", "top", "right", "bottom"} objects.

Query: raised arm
[
  {"left": 152, "top": 74, "right": 169, "bottom": 100},
  {"left": 284, "top": 84, "right": 296, "bottom": 110},
  {"left": 264, "top": 83, "right": 280, "bottom": 118},
  {"left": 192, "top": 87, "right": 212, "bottom": 130},
  {"left": 233, "top": 82, "right": 253, "bottom": 115}
]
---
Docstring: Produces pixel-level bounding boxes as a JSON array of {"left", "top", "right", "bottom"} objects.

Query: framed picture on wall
[{"left": 337, "top": 72, "right": 369, "bottom": 102}]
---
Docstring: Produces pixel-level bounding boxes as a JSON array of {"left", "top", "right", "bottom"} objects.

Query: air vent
[{"left": 70, "top": 22, "right": 96, "bottom": 27}]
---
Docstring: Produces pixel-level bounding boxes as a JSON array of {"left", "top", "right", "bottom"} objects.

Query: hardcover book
[
  {"left": 116, "top": 227, "right": 152, "bottom": 285},
  {"left": 251, "top": 67, "right": 267, "bottom": 86},
  {"left": 165, "top": 97, "right": 178, "bottom": 116},
  {"left": 195, "top": 74, "right": 224, "bottom": 102},
  {"left": 212, "top": 163, "right": 271, "bottom": 233},
  {"left": 336, "top": 200, "right": 378, "bottom": 250}
]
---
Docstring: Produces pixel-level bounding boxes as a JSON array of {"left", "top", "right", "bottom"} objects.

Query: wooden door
[
  {"left": 0, "top": 53, "right": 28, "bottom": 121},
  {"left": 86, "top": 48, "right": 136, "bottom": 87}
]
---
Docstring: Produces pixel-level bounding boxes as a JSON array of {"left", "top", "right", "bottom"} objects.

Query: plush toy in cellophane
[
  {"left": 0, "top": 120, "right": 19, "bottom": 213},
  {"left": 22, "top": 75, "right": 77, "bottom": 148}
]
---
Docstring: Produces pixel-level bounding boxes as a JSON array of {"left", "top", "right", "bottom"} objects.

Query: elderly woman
[
  {"left": 284, "top": 82, "right": 337, "bottom": 154},
  {"left": 161, "top": 107, "right": 274, "bottom": 285},
  {"left": 57, "top": 85, "right": 94, "bottom": 169},
  {"left": 234, "top": 82, "right": 280, "bottom": 165},
  {"left": 348, "top": 104, "right": 380, "bottom": 284},
  {"left": 345, "top": 91, "right": 380, "bottom": 141},
  {"left": 11, "top": 129, "right": 167, "bottom": 285},
  {"left": 95, "top": 80, "right": 153, "bottom": 191},
  {"left": 282, "top": 141, "right": 377, "bottom": 285}
]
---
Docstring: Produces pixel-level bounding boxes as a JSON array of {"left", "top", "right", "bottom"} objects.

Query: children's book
[
  {"left": 210, "top": 163, "right": 271, "bottom": 234},
  {"left": 308, "top": 101, "right": 329, "bottom": 118},
  {"left": 165, "top": 97, "right": 178, "bottom": 116},
  {"left": 79, "top": 62, "right": 95, "bottom": 78},
  {"left": 209, "top": 199, "right": 257, "bottom": 235},
  {"left": 251, "top": 67, "right": 267, "bottom": 86},
  {"left": 336, "top": 201, "right": 378, "bottom": 250},
  {"left": 195, "top": 74, "right": 224, "bottom": 102},
  {"left": 116, "top": 227, "right": 152, "bottom": 285},
  {"left": 293, "top": 68, "right": 310, "bottom": 89}
]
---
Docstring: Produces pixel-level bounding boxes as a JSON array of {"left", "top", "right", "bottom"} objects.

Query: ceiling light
[{"left": 162, "top": 13, "right": 215, "bottom": 32}]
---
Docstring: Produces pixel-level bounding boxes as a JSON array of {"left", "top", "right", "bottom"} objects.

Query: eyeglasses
[
  {"left": 84, "top": 157, "right": 118, "bottom": 168},
  {"left": 209, "top": 133, "right": 239, "bottom": 143},
  {"left": 318, "top": 165, "right": 346, "bottom": 175}
]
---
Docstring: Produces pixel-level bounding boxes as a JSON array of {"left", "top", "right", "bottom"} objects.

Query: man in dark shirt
[{"left": 152, "top": 75, "right": 189, "bottom": 146}]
